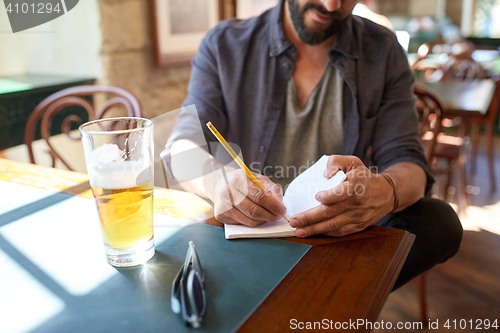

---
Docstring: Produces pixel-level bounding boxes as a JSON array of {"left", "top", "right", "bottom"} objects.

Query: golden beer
[
  {"left": 92, "top": 180, "right": 153, "bottom": 250},
  {"left": 80, "top": 117, "right": 155, "bottom": 267}
]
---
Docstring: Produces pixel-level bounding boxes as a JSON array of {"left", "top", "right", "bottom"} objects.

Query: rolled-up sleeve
[{"left": 370, "top": 44, "right": 435, "bottom": 194}]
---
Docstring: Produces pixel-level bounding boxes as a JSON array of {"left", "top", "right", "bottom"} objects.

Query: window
[{"left": 473, "top": 0, "right": 500, "bottom": 37}]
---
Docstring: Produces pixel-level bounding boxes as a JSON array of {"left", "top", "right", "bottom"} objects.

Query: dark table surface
[
  {"left": 0, "top": 74, "right": 95, "bottom": 97},
  {"left": 0, "top": 73, "right": 95, "bottom": 150},
  {"left": 415, "top": 78, "right": 496, "bottom": 117}
]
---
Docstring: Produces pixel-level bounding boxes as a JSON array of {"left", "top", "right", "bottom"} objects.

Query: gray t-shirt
[{"left": 264, "top": 64, "right": 344, "bottom": 191}]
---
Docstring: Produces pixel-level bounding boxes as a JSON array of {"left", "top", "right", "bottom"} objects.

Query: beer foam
[
  {"left": 88, "top": 144, "right": 151, "bottom": 189},
  {"left": 89, "top": 143, "right": 125, "bottom": 166}
]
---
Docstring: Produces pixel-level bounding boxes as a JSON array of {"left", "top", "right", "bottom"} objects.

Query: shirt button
[
  {"left": 259, "top": 146, "right": 266, "bottom": 153},
  {"left": 282, "top": 62, "right": 290, "bottom": 70},
  {"left": 272, "top": 102, "right": 280, "bottom": 109}
]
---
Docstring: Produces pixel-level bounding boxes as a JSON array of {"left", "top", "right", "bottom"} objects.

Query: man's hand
[
  {"left": 211, "top": 169, "right": 287, "bottom": 227},
  {"left": 289, "top": 155, "right": 394, "bottom": 238}
]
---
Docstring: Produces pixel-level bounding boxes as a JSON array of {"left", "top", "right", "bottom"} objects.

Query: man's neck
[
  {"left": 282, "top": 1, "right": 337, "bottom": 107},
  {"left": 282, "top": 0, "right": 336, "bottom": 64}
]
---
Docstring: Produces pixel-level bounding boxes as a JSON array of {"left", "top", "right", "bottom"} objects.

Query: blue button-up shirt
[{"left": 165, "top": 0, "right": 433, "bottom": 192}]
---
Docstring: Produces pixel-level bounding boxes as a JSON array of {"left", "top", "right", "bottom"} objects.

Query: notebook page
[
  {"left": 225, "top": 156, "right": 346, "bottom": 239},
  {"left": 283, "top": 155, "right": 347, "bottom": 217},
  {"left": 224, "top": 218, "right": 295, "bottom": 239}
]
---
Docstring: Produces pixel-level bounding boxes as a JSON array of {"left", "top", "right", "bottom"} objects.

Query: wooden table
[
  {"left": 415, "top": 78, "right": 496, "bottom": 118},
  {"left": 0, "top": 159, "right": 415, "bottom": 332}
]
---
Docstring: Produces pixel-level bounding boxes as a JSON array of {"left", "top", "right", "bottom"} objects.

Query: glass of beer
[{"left": 80, "top": 117, "right": 154, "bottom": 267}]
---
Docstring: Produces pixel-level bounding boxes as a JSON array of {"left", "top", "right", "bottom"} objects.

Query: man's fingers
[
  {"left": 289, "top": 202, "right": 351, "bottom": 228},
  {"left": 234, "top": 195, "right": 283, "bottom": 222},
  {"left": 216, "top": 170, "right": 286, "bottom": 222},
  {"left": 317, "top": 167, "right": 371, "bottom": 205},
  {"left": 255, "top": 173, "right": 286, "bottom": 206},
  {"left": 323, "top": 166, "right": 340, "bottom": 179},
  {"left": 256, "top": 173, "right": 284, "bottom": 198},
  {"left": 322, "top": 223, "right": 362, "bottom": 237},
  {"left": 315, "top": 181, "right": 351, "bottom": 205},
  {"left": 324, "top": 155, "right": 363, "bottom": 178},
  {"left": 295, "top": 214, "right": 350, "bottom": 238},
  {"left": 214, "top": 201, "right": 265, "bottom": 227},
  {"left": 242, "top": 178, "right": 287, "bottom": 217}
]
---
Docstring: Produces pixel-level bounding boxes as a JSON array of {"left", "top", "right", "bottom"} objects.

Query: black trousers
[{"left": 375, "top": 197, "right": 463, "bottom": 290}]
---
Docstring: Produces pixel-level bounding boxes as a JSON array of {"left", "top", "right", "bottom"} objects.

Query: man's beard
[{"left": 288, "top": 0, "right": 348, "bottom": 45}]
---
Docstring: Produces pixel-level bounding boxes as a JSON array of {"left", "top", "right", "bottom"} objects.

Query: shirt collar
[
  {"left": 268, "top": 0, "right": 359, "bottom": 59},
  {"left": 330, "top": 16, "right": 359, "bottom": 59}
]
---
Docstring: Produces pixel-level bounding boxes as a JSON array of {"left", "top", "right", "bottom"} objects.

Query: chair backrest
[
  {"left": 414, "top": 85, "right": 444, "bottom": 165},
  {"left": 442, "top": 58, "right": 486, "bottom": 82},
  {"left": 412, "top": 40, "right": 488, "bottom": 83},
  {"left": 24, "top": 85, "right": 143, "bottom": 171}
]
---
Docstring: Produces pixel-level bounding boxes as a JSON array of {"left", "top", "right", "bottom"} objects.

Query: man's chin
[{"left": 302, "top": 23, "right": 330, "bottom": 37}]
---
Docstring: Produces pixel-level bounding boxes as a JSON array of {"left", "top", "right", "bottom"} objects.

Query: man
[{"left": 164, "top": 0, "right": 462, "bottom": 289}]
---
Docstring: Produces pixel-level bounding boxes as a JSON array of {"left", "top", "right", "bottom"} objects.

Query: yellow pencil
[{"left": 206, "top": 121, "right": 289, "bottom": 222}]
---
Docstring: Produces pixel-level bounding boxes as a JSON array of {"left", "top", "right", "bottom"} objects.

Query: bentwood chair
[
  {"left": 414, "top": 85, "right": 468, "bottom": 212},
  {"left": 414, "top": 85, "right": 443, "bottom": 325},
  {"left": 414, "top": 85, "right": 443, "bottom": 163},
  {"left": 442, "top": 58, "right": 487, "bottom": 82},
  {"left": 24, "top": 85, "right": 143, "bottom": 171},
  {"left": 414, "top": 85, "right": 469, "bottom": 325},
  {"left": 412, "top": 40, "right": 497, "bottom": 191},
  {"left": 412, "top": 37, "right": 488, "bottom": 84},
  {"left": 467, "top": 76, "right": 500, "bottom": 190},
  {"left": 440, "top": 61, "right": 496, "bottom": 191}
]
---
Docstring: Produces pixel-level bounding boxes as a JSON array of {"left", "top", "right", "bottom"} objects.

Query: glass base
[{"left": 105, "top": 238, "right": 155, "bottom": 267}]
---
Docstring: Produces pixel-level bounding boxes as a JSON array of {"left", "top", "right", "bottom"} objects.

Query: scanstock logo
[{"left": 3, "top": 0, "right": 79, "bottom": 33}]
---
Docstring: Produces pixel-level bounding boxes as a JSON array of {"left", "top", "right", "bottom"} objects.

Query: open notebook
[{"left": 225, "top": 155, "right": 346, "bottom": 239}]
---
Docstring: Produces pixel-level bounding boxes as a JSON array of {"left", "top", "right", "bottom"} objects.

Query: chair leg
[
  {"left": 486, "top": 120, "right": 496, "bottom": 191},
  {"left": 470, "top": 123, "right": 480, "bottom": 175},
  {"left": 457, "top": 152, "right": 468, "bottom": 215},
  {"left": 417, "top": 273, "right": 428, "bottom": 326},
  {"left": 442, "top": 159, "right": 453, "bottom": 201}
]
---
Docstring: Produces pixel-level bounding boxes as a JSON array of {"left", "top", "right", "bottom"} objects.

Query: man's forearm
[
  {"left": 169, "top": 139, "right": 237, "bottom": 201},
  {"left": 383, "top": 162, "right": 426, "bottom": 212},
  {"left": 170, "top": 139, "right": 217, "bottom": 200}
]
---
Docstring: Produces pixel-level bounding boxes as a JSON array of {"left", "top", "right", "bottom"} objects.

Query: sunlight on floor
[{"left": 451, "top": 201, "right": 500, "bottom": 235}]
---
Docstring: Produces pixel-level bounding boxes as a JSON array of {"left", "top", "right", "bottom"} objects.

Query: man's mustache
[{"left": 301, "top": 3, "right": 341, "bottom": 18}]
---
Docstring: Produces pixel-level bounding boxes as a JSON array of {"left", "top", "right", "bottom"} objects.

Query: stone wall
[
  {"left": 379, "top": 0, "right": 464, "bottom": 22},
  {"left": 98, "top": 0, "right": 192, "bottom": 121},
  {"left": 378, "top": 0, "right": 410, "bottom": 15},
  {"left": 408, "top": 0, "right": 439, "bottom": 17},
  {"left": 446, "top": 0, "right": 464, "bottom": 26}
]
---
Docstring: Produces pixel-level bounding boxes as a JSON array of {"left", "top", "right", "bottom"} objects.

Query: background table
[
  {"left": 0, "top": 159, "right": 415, "bottom": 332},
  {"left": 415, "top": 78, "right": 496, "bottom": 118}
]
